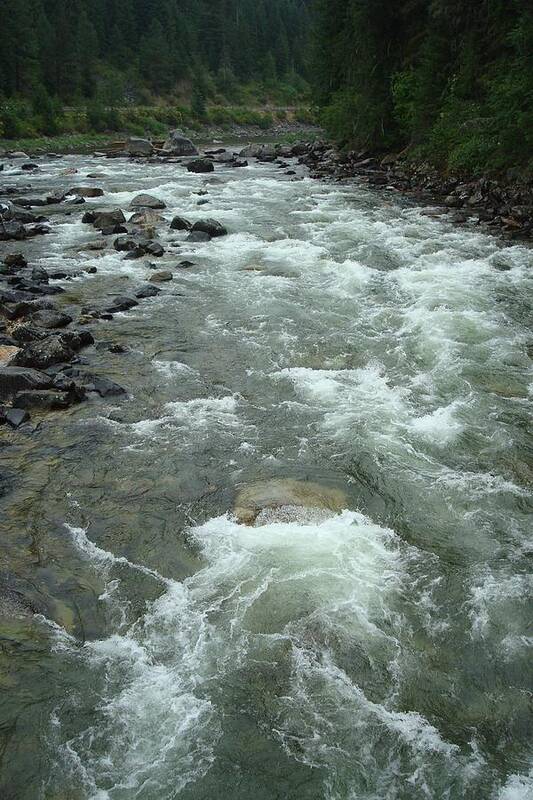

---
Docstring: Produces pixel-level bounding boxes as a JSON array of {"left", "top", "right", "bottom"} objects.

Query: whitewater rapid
[{"left": 1, "top": 151, "right": 531, "bottom": 800}]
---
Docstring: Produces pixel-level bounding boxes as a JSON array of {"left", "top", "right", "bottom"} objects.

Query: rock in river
[
  {"left": 192, "top": 218, "right": 228, "bottom": 238},
  {"left": 162, "top": 130, "right": 198, "bottom": 156},
  {"left": 0, "top": 366, "right": 52, "bottom": 401},
  {"left": 233, "top": 478, "right": 349, "bottom": 525},
  {"left": 130, "top": 194, "right": 166, "bottom": 210},
  {"left": 187, "top": 159, "right": 215, "bottom": 174}
]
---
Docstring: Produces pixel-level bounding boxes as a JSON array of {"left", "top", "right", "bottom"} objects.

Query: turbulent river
[{"left": 1, "top": 150, "right": 532, "bottom": 800}]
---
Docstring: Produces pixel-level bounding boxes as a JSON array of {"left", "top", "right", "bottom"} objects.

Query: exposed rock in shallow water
[
  {"left": 162, "top": 130, "right": 198, "bottom": 156},
  {"left": 187, "top": 159, "right": 214, "bottom": 174},
  {"left": 233, "top": 479, "right": 349, "bottom": 525},
  {"left": 0, "top": 366, "right": 52, "bottom": 400},
  {"left": 130, "top": 194, "right": 166, "bottom": 210},
  {"left": 192, "top": 218, "right": 228, "bottom": 238}
]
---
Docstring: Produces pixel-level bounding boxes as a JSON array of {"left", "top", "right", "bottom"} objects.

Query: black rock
[
  {"left": 135, "top": 284, "right": 161, "bottom": 299},
  {"left": 191, "top": 218, "right": 228, "bottom": 238},
  {"left": 187, "top": 159, "right": 215, "bottom": 174},
  {"left": 12, "top": 336, "right": 75, "bottom": 370},
  {"left": 0, "top": 366, "right": 52, "bottom": 401},
  {"left": 123, "top": 247, "right": 146, "bottom": 260},
  {"left": 92, "top": 209, "right": 127, "bottom": 230},
  {"left": 170, "top": 216, "right": 192, "bottom": 231},
  {"left": 0, "top": 221, "right": 26, "bottom": 241},
  {"left": 114, "top": 236, "right": 140, "bottom": 252},
  {"left": 145, "top": 241, "right": 164, "bottom": 257},
  {"left": 29, "top": 310, "right": 73, "bottom": 329},
  {"left": 13, "top": 387, "right": 85, "bottom": 411},
  {"left": 3, "top": 253, "right": 27, "bottom": 269},
  {"left": 11, "top": 323, "right": 49, "bottom": 343},
  {"left": 178, "top": 260, "right": 195, "bottom": 268},
  {"left": 105, "top": 296, "right": 139, "bottom": 314},
  {"left": 85, "top": 376, "right": 126, "bottom": 397}
]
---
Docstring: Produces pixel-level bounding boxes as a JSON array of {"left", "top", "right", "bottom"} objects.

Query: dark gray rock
[
  {"left": 130, "top": 194, "right": 166, "bottom": 210},
  {"left": 0, "top": 221, "right": 26, "bottom": 241},
  {"left": 85, "top": 376, "right": 126, "bottom": 397},
  {"left": 91, "top": 209, "right": 126, "bottom": 230},
  {"left": 29, "top": 310, "right": 73, "bottom": 329},
  {"left": 187, "top": 159, "right": 215, "bottom": 174},
  {"left": 170, "top": 216, "right": 192, "bottom": 231},
  {"left": 0, "top": 366, "right": 52, "bottom": 401},
  {"left": 105, "top": 296, "right": 139, "bottom": 314},
  {"left": 68, "top": 186, "right": 104, "bottom": 198},
  {"left": 3, "top": 253, "right": 27, "bottom": 269},
  {"left": 12, "top": 336, "right": 74, "bottom": 370},
  {"left": 135, "top": 284, "right": 161, "bottom": 299},
  {"left": 6, "top": 407, "right": 30, "bottom": 428},
  {"left": 191, "top": 218, "right": 228, "bottom": 238},
  {"left": 13, "top": 387, "right": 85, "bottom": 410}
]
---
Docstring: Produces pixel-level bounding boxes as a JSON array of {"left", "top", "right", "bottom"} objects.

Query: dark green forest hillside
[
  {"left": 0, "top": 0, "right": 311, "bottom": 138},
  {"left": 313, "top": 0, "right": 533, "bottom": 174}
]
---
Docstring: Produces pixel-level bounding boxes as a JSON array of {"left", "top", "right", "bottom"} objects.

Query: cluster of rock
[
  {"left": 0, "top": 139, "right": 239, "bottom": 429},
  {"left": 294, "top": 142, "right": 533, "bottom": 240}
]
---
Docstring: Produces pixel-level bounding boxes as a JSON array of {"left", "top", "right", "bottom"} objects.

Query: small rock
[
  {"left": 6, "top": 407, "right": 30, "bottom": 428},
  {"left": 149, "top": 271, "right": 173, "bottom": 283},
  {"left": 170, "top": 216, "right": 192, "bottom": 231},
  {"left": 105, "top": 296, "right": 139, "bottom": 314},
  {"left": 29, "top": 310, "right": 73, "bottom": 329},
  {"left": 68, "top": 187, "right": 104, "bottom": 198},
  {"left": 130, "top": 194, "right": 166, "bottom": 210},
  {"left": 0, "top": 345, "right": 20, "bottom": 366},
  {"left": 135, "top": 284, "right": 161, "bottom": 298},
  {"left": 187, "top": 159, "right": 215, "bottom": 174},
  {"left": 191, "top": 218, "right": 228, "bottom": 238}
]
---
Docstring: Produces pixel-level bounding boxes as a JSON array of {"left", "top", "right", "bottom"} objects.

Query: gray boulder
[
  {"left": 170, "top": 216, "right": 192, "bottom": 231},
  {"left": 130, "top": 194, "right": 166, "bottom": 210},
  {"left": 162, "top": 130, "right": 198, "bottom": 156},
  {"left": 125, "top": 138, "right": 154, "bottom": 157}
]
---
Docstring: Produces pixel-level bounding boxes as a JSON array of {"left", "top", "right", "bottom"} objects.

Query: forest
[
  {"left": 313, "top": 0, "right": 533, "bottom": 173},
  {"left": 1, "top": 0, "right": 532, "bottom": 175},
  {"left": 0, "top": 0, "right": 311, "bottom": 138}
]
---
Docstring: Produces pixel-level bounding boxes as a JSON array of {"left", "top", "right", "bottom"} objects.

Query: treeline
[
  {"left": 0, "top": 0, "right": 311, "bottom": 138},
  {"left": 313, "top": 0, "right": 533, "bottom": 174}
]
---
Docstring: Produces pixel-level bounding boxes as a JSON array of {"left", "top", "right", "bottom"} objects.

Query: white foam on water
[
  {"left": 498, "top": 770, "right": 533, "bottom": 800},
  {"left": 53, "top": 509, "right": 436, "bottom": 799}
]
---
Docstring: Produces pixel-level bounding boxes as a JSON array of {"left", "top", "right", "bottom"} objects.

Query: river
[{"left": 1, "top": 149, "right": 532, "bottom": 799}]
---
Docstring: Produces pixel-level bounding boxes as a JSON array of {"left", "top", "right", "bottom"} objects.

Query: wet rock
[
  {"left": 145, "top": 241, "right": 164, "bottom": 257},
  {"left": 12, "top": 335, "right": 75, "bottom": 370},
  {"left": 191, "top": 218, "right": 228, "bottom": 238},
  {"left": 29, "top": 310, "right": 73, "bottom": 329},
  {"left": 186, "top": 231, "right": 211, "bottom": 243},
  {"left": 13, "top": 386, "right": 85, "bottom": 411},
  {"left": 104, "top": 296, "right": 139, "bottom": 314},
  {"left": 130, "top": 194, "right": 166, "bottom": 210},
  {"left": 84, "top": 376, "right": 126, "bottom": 397},
  {"left": 5, "top": 407, "right": 30, "bottom": 428},
  {"left": 123, "top": 247, "right": 147, "bottom": 260},
  {"left": 129, "top": 209, "right": 164, "bottom": 229},
  {"left": 7, "top": 298, "right": 57, "bottom": 320},
  {"left": 30, "top": 266, "right": 49, "bottom": 284},
  {"left": 233, "top": 479, "right": 348, "bottom": 525},
  {"left": 0, "top": 367, "right": 52, "bottom": 401},
  {"left": 170, "top": 216, "right": 192, "bottom": 231},
  {"left": 135, "top": 284, "right": 161, "bottom": 298},
  {"left": 178, "top": 260, "right": 195, "bottom": 268},
  {"left": 68, "top": 186, "right": 104, "bottom": 198},
  {"left": 187, "top": 159, "right": 215, "bottom": 174},
  {"left": 149, "top": 271, "right": 173, "bottom": 282},
  {"left": 10, "top": 323, "right": 48, "bottom": 343},
  {"left": 3, "top": 253, "right": 27, "bottom": 269},
  {"left": 0, "top": 221, "right": 26, "bottom": 241},
  {"left": 162, "top": 130, "right": 198, "bottom": 156},
  {"left": 7, "top": 151, "right": 29, "bottom": 159},
  {"left": 114, "top": 236, "right": 140, "bottom": 252},
  {"left": 89, "top": 209, "right": 126, "bottom": 230},
  {"left": 85, "top": 266, "right": 98, "bottom": 274},
  {"left": 125, "top": 137, "right": 154, "bottom": 157}
]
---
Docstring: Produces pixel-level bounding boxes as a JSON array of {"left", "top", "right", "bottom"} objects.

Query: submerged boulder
[
  {"left": 162, "top": 130, "right": 198, "bottom": 156},
  {"left": 233, "top": 478, "right": 348, "bottom": 525}
]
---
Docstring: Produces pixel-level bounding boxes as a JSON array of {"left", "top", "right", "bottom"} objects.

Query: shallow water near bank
[{"left": 1, "top": 150, "right": 532, "bottom": 799}]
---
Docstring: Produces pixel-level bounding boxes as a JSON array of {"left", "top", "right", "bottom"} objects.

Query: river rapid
[{"left": 1, "top": 149, "right": 532, "bottom": 800}]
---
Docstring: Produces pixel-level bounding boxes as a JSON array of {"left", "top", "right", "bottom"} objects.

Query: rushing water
[{"left": 1, "top": 151, "right": 532, "bottom": 800}]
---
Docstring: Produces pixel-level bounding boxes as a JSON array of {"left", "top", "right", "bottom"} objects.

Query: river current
[{"left": 0, "top": 151, "right": 532, "bottom": 799}]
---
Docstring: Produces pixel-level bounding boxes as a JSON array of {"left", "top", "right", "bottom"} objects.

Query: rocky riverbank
[
  {"left": 295, "top": 142, "right": 533, "bottom": 242},
  {"left": 0, "top": 132, "right": 309, "bottom": 432}
]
